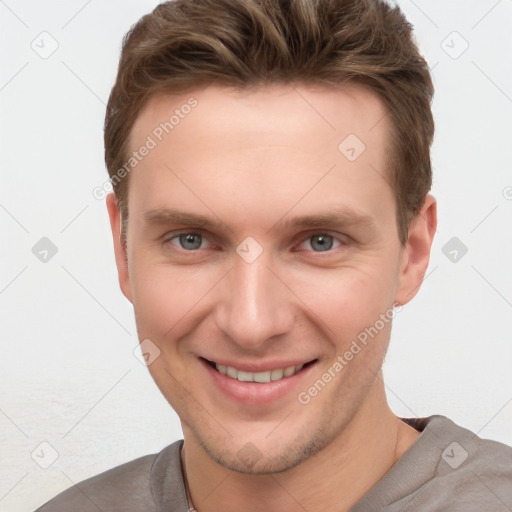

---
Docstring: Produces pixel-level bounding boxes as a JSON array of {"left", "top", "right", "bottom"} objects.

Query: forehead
[
  {"left": 126, "top": 83, "right": 395, "bottom": 233},
  {"left": 131, "top": 82, "right": 389, "bottom": 152}
]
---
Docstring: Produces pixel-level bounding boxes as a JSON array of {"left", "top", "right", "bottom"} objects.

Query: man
[{"left": 36, "top": 0, "right": 512, "bottom": 510}]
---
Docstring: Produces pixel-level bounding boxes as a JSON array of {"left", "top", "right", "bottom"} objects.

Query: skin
[{"left": 107, "top": 83, "right": 437, "bottom": 511}]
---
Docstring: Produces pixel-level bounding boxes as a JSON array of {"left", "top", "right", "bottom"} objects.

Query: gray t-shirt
[{"left": 35, "top": 415, "right": 512, "bottom": 511}]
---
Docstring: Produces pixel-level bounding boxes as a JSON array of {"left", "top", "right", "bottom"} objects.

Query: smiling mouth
[{"left": 203, "top": 358, "right": 317, "bottom": 383}]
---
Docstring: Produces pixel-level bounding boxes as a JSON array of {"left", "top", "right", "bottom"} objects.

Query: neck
[{"left": 181, "top": 380, "right": 420, "bottom": 512}]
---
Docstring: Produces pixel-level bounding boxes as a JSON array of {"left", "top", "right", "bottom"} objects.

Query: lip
[
  {"left": 203, "top": 357, "right": 312, "bottom": 373},
  {"left": 200, "top": 357, "right": 317, "bottom": 406}
]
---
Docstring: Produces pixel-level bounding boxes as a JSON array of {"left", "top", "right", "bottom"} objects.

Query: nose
[{"left": 214, "top": 251, "right": 295, "bottom": 351}]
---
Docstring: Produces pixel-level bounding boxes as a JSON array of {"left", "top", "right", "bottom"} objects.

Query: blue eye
[
  {"left": 299, "top": 234, "right": 341, "bottom": 252},
  {"left": 164, "top": 232, "right": 343, "bottom": 254},
  {"left": 171, "top": 233, "right": 204, "bottom": 250}
]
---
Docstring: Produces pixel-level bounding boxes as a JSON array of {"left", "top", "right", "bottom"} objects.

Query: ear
[
  {"left": 106, "top": 193, "right": 133, "bottom": 303},
  {"left": 394, "top": 194, "right": 437, "bottom": 306}
]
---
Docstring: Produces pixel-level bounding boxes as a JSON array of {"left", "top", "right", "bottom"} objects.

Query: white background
[{"left": 1, "top": 0, "right": 511, "bottom": 510}]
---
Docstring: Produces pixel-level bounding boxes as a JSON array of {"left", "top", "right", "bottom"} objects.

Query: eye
[
  {"left": 298, "top": 233, "right": 342, "bottom": 252},
  {"left": 168, "top": 232, "right": 209, "bottom": 251}
]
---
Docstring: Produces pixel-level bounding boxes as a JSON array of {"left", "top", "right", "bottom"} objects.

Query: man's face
[{"left": 114, "top": 84, "right": 413, "bottom": 472}]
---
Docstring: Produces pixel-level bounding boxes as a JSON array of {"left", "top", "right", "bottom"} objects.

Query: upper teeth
[{"left": 215, "top": 363, "right": 304, "bottom": 383}]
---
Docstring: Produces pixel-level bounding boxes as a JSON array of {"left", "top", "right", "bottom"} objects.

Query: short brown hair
[{"left": 104, "top": 0, "right": 434, "bottom": 244}]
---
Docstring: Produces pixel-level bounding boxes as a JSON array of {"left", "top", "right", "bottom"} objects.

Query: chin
[{"left": 193, "top": 423, "right": 337, "bottom": 475}]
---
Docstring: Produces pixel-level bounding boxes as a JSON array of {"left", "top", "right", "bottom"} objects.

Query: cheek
[
  {"left": 292, "top": 263, "right": 397, "bottom": 342},
  {"left": 132, "top": 271, "right": 183, "bottom": 336},
  {"left": 129, "top": 259, "right": 221, "bottom": 343}
]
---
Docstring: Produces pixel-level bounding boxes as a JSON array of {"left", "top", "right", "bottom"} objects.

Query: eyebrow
[
  {"left": 143, "top": 207, "right": 375, "bottom": 232},
  {"left": 278, "top": 208, "right": 376, "bottom": 231},
  {"left": 144, "top": 209, "right": 225, "bottom": 229}
]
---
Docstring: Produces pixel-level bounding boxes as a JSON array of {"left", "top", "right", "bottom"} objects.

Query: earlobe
[
  {"left": 106, "top": 193, "right": 133, "bottom": 303},
  {"left": 394, "top": 194, "right": 437, "bottom": 306}
]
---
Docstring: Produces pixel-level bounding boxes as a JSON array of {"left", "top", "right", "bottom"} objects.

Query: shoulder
[
  {"left": 352, "top": 415, "right": 512, "bottom": 512},
  {"left": 413, "top": 415, "right": 512, "bottom": 474},
  {"left": 34, "top": 440, "right": 184, "bottom": 512},
  {"left": 402, "top": 415, "right": 512, "bottom": 510}
]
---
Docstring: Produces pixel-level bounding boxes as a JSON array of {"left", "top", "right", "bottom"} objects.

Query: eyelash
[{"left": 162, "top": 230, "right": 347, "bottom": 254}]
